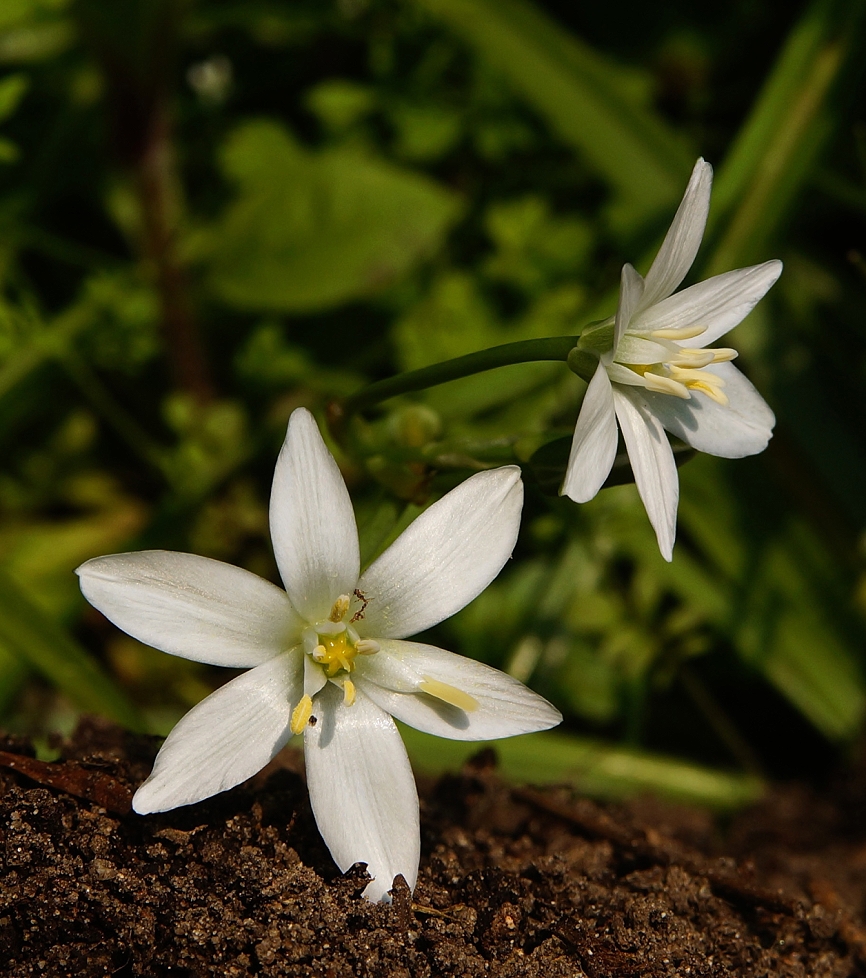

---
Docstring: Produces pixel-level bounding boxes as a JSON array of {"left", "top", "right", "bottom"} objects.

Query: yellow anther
[
  {"left": 342, "top": 680, "right": 356, "bottom": 706},
  {"left": 642, "top": 373, "right": 691, "bottom": 399},
  {"left": 668, "top": 365, "right": 723, "bottom": 386},
  {"left": 671, "top": 349, "right": 716, "bottom": 369},
  {"left": 290, "top": 694, "right": 314, "bottom": 735},
  {"left": 668, "top": 366, "right": 728, "bottom": 405},
  {"left": 650, "top": 325, "right": 707, "bottom": 340},
  {"left": 329, "top": 594, "right": 351, "bottom": 623},
  {"left": 620, "top": 329, "right": 738, "bottom": 404},
  {"left": 688, "top": 381, "right": 729, "bottom": 405},
  {"left": 709, "top": 347, "right": 738, "bottom": 363},
  {"left": 419, "top": 677, "right": 479, "bottom": 712}
]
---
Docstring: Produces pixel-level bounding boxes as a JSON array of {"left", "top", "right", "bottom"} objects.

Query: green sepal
[
  {"left": 576, "top": 317, "right": 615, "bottom": 356},
  {"left": 566, "top": 346, "right": 600, "bottom": 383}
]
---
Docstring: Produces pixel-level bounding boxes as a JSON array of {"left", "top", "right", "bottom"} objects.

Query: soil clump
[{"left": 1, "top": 718, "right": 865, "bottom": 977}]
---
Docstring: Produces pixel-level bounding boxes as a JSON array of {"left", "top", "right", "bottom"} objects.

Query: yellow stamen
[
  {"left": 342, "top": 680, "right": 356, "bottom": 706},
  {"left": 689, "top": 381, "right": 729, "bottom": 405},
  {"left": 650, "top": 325, "right": 707, "bottom": 340},
  {"left": 419, "top": 677, "right": 479, "bottom": 712},
  {"left": 668, "top": 365, "right": 724, "bottom": 386},
  {"left": 329, "top": 594, "right": 351, "bottom": 623},
  {"left": 667, "top": 366, "right": 729, "bottom": 405},
  {"left": 290, "top": 694, "right": 314, "bottom": 735},
  {"left": 671, "top": 347, "right": 738, "bottom": 368},
  {"left": 709, "top": 347, "right": 738, "bottom": 363},
  {"left": 671, "top": 349, "right": 716, "bottom": 369},
  {"left": 642, "top": 373, "right": 691, "bottom": 399}
]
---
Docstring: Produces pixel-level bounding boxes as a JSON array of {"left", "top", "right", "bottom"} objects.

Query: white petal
[
  {"left": 629, "top": 261, "right": 783, "bottom": 346},
  {"left": 304, "top": 653, "right": 329, "bottom": 699},
  {"left": 611, "top": 263, "right": 645, "bottom": 356},
  {"left": 304, "top": 683, "right": 419, "bottom": 902},
  {"left": 356, "top": 640, "right": 562, "bottom": 741},
  {"left": 607, "top": 362, "right": 652, "bottom": 387},
  {"left": 561, "top": 363, "right": 618, "bottom": 503},
  {"left": 269, "top": 408, "right": 360, "bottom": 624},
  {"left": 639, "top": 159, "right": 713, "bottom": 310},
  {"left": 356, "top": 466, "right": 523, "bottom": 640},
  {"left": 642, "top": 362, "right": 775, "bottom": 457},
  {"left": 133, "top": 651, "right": 301, "bottom": 813},
  {"left": 613, "top": 388, "right": 679, "bottom": 561},
  {"left": 613, "top": 334, "right": 676, "bottom": 365},
  {"left": 77, "top": 551, "right": 302, "bottom": 668}
]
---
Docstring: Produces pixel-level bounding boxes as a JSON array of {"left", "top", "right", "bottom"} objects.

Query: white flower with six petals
[
  {"left": 77, "top": 408, "right": 561, "bottom": 901},
  {"left": 562, "top": 159, "right": 782, "bottom": 560}
]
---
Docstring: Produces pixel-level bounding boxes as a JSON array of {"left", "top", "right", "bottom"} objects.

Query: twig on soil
[{"left": 0, "top": 751, "right": 133, "bottom": 815}]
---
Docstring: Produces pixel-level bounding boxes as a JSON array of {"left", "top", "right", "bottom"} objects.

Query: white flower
[
  {"left": 76, "top": 408, "right": 561, "bottom": 902},
  {"left": 562, "top": 158, "right": 782, "bottom": 560}
]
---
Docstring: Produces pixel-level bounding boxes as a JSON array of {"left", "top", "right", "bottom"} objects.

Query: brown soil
[{"left": 1, "top": 718, "right": 865, "bottom": 978}]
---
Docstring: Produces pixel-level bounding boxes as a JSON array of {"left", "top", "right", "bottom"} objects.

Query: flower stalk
[{"left": 334, "top": 335, "right": 578, "bottom": 422}]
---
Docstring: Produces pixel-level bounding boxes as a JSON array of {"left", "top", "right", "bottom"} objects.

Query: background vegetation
[{"left": 1, "top": 0, "right": 864, "bottom": 809}]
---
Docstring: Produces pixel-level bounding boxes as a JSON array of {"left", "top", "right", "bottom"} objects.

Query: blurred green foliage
[{"left": 0, "top": 0, "right": 865, "bottom": 804}]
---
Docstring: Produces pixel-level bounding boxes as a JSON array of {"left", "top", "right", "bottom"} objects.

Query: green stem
[{"left": 338, "top": 335, "right": 577, "bottom": 419}]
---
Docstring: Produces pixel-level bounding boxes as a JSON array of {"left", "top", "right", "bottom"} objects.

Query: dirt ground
[{"left": 1, "top": 717, "right": 866, "bottom": 978}]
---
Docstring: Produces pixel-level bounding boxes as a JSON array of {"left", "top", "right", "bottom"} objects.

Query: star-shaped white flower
[
  {"left": 561, "top": 158, "right": 782, "bottom": 560},
  {"left": 77, "top": 408, "right": 561, "bottom": 901}
]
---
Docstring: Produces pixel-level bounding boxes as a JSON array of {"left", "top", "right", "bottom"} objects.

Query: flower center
[
  {"left": 313, "top": 625, "right": 357, "bottom": 677},
  {"left": 290, "top": 595, "right": 381, "bottom": 735},
  {"left": 304, "top": 594, "right": 380, "bottom": 678},
  {"left": 617, "top": 325, "right": 737, "bottom": 404}
]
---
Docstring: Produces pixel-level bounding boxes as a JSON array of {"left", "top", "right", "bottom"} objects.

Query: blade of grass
[
  {"left": 707, "top": 0, "right": 865, "bottom": 271},
  {"left": 671, "top": 459, "right": 866, "bottom": 742},
  {"left": 0, "top": 642, "right": 28, "bottom": 717},
  {"left": 399, "top": 724, "right": 764, "bottom": 810},
  {"left": 410, "top": 0, "right": 693, "bottom": 230}
]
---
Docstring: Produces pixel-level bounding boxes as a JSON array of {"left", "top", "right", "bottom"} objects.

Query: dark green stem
[{"left": 338, "top": 335, "right": 578, "bottom": 419}]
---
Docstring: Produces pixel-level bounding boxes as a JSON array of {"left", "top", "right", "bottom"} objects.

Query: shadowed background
[{"left": 0, "top": 0, "right": 864, "bottom": 809}]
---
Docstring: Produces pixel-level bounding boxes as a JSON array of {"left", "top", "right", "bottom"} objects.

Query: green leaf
[
  {"left": 733, "top": 530, "right": 866, "bottom": 741},
  {"left": 399, "top": 725, "right": 764, "bottom": 810},
  {"left": 0, "top": 568, "right": 145, "bottom": 730},
  {"left": 410, "top": 0, "right": 693, "bottom": 230},
  {"left": 390, "top": 102, "right": 463, "bottom": 162},
  {"left": 0, "top": 136, "right": 19, "bottom": 162},
  {"left": 483, "top": 195, "right": 593, "bottom": 293},
  {"left": 0, "top": 72, "right": 27, "bottom": 121},
  {"left": 0, "top": 298, "right": 96, "bottom": 402},
  {"left": 707, "top": 0, "right": 865, "bottom": 271},
  {"left": 394, "top": 272, "right": 500, "bottom": 371},
  {"left": 673, "top": 457, "right": 866, "bottom": 741},
  {"left": 195, "top": 119, "right": 462, "bottom": 313},
  {"left": 304, "top": 79, "right": 375, "bottom": 133}
]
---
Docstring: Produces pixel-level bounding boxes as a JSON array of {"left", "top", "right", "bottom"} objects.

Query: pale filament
[{"left": 621, "top": 324, "right": 736, "bottom": 405}]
